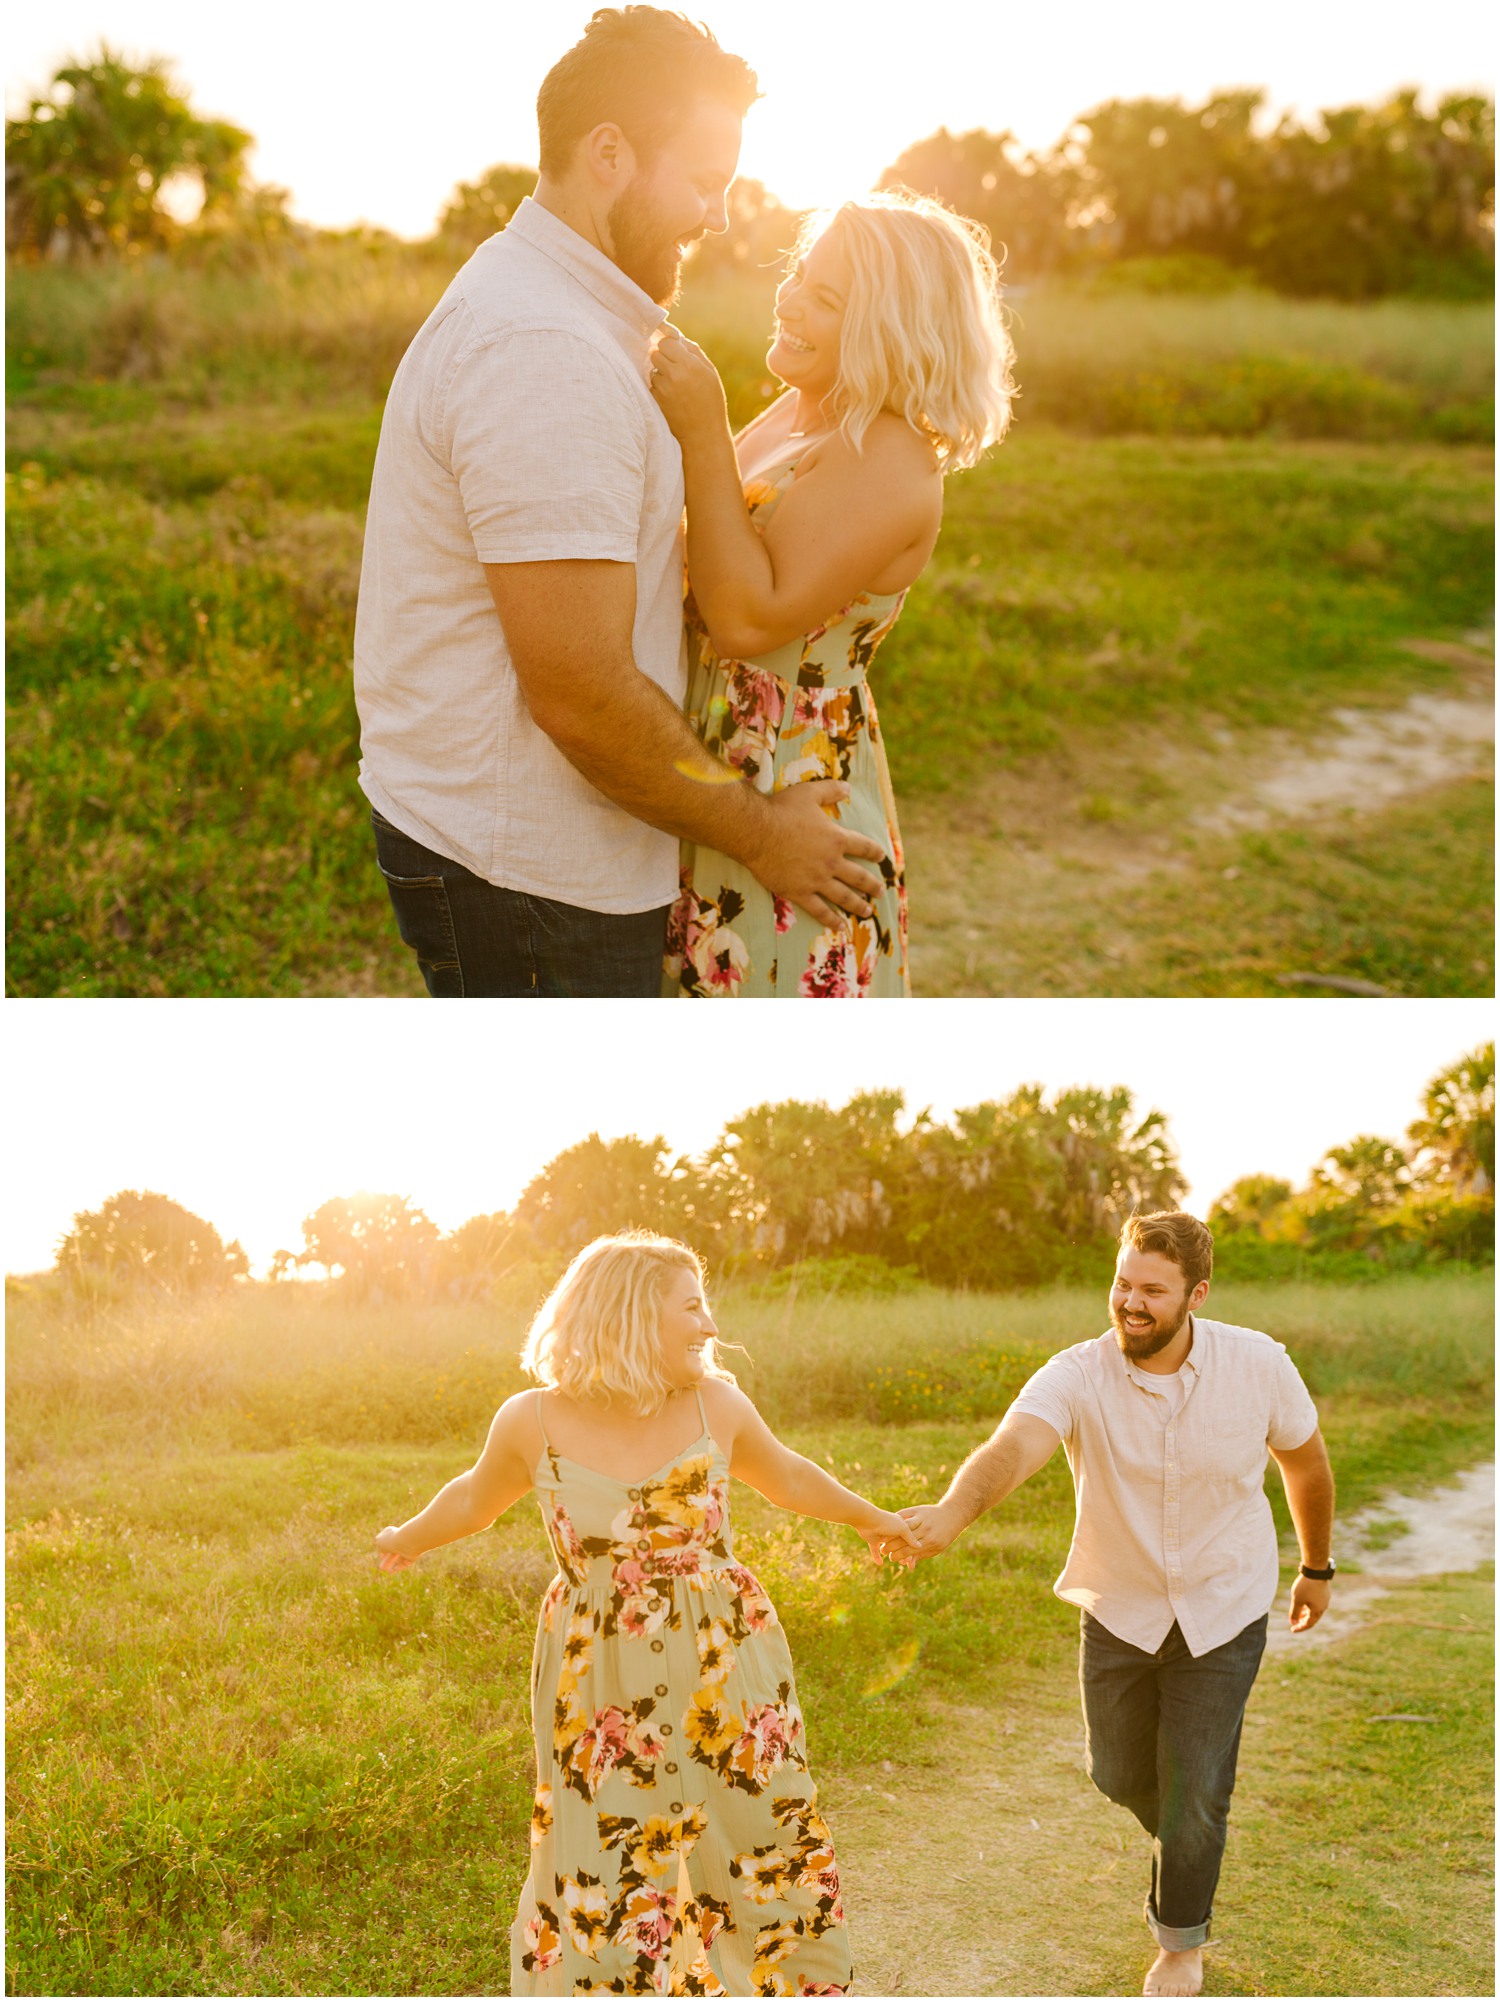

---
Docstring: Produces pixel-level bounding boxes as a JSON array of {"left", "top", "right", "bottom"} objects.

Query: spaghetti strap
[
  {"left": 534, "top": 1387, "right": 552, "bottom": 1448},
  {"left": 693, "top": 1383, "right": 710, "bottom": 1436}
]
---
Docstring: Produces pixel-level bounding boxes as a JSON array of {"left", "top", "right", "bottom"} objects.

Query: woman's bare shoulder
[
  {"left": 700, "top": 1375, "right": 764, "bottom": 1444},
  {"left": 700, "top": 1374, "right": 752, "bottom": 1416},
  {"left": 802, "top": 411, "right": 940, "bottom": 491},
  {"left": 488, "top": 1387, "right": 545, "bottom": 1451}
]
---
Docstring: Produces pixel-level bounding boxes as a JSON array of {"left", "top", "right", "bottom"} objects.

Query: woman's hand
[
  {"left": 375, "top": 1526, "right": 418, "bottom": 1573},
  {"left": 649, "top": 326, "right": 729, "bottom": 445},
  {"left": 859, "top": 1508, "right": 922, "bottom": 1568}
]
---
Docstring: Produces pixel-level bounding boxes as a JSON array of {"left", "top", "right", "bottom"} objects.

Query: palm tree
[
  {"left": 6, "top": 45, "right": 255, "bottom": 258},
  {"left": 1407, "top": 1043, "right": 1495, "bottom": 1196}
]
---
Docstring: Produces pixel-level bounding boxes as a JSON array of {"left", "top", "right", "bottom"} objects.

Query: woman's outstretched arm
[
  {"left": 375, "top": 1391, "right": 539, "bottom": 1568},
  {"left": 649, "top": 331, "right": 939, "bottom": 659},
  {"left": 708, "top": 1381, "right": 918, "bottom": 1560}
]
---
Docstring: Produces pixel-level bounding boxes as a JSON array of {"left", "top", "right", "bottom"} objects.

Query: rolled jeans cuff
[{"left": 1145, "top": 1899, "right": 1210, "bottom": 1952}]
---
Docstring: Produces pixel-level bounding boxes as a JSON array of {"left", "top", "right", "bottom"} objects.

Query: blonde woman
[
  {"left": 375, "top": 1232, "right": 915, "bottom": 1995},
  {"left": 650, "top": 189, "right": 1014, "bottom": 998}
]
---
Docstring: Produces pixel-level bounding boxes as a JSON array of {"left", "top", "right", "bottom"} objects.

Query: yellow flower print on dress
[
  {"left": 651, "top": 1457, "right": 718, "bottom": 1533},
  {"left": 750, "top": 1917, "right": 804, "bottom": 1992},
  {"left": 598, "top": 1807, "right": 709, "bottom": 1881},
  {"left": 730, "top": 1843, "right": 794, "bottom": 1905},
  {"left": 695, "top": 1613, "right": 737, "bottom": 1684},
  {"left": 520, "top": 1900, "right": 561, "bottom": 1974},
  {"left": 560, "top": 1871, "right": 611, "bottom": 1957},
  {"left": 776, "top": 729, "right": 839, "bottom": 791},
  {"left": 684, "top": 1685, "right": 742, "bottom": 1761},
  {"left": 688, "top": 1681, "right": 807, "bottom": 1797}
]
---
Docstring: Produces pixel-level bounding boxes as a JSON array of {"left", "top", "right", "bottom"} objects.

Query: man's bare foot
[{"left": 1143, "top": 1945, "right": 1203, "bottom": 1996}]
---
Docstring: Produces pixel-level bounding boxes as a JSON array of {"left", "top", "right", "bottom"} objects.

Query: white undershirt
[{"left": 1149, "top": 1365, "right": 1192, "bottom": 1420}]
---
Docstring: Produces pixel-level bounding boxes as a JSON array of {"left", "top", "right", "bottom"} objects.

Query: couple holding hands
[{"left": 376, "top": 1212, "right": 1337, "bottom": 1997}]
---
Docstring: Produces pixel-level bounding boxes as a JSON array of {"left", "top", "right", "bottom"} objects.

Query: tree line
[
  {"left": 8, "top": 47, "right": 1492, "bottom": 298},
  {"left": 47, "top": 1046, "right": 1493, "bottom": 1301}
]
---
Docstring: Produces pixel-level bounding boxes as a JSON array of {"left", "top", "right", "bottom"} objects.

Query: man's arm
[
  {"left": 1268, "top": 1426, "right": 1336, "bottom": 1632},
  {"left": 485, "top": 558, "right": 883, "bottom": 927},
  {"left": 898, "top": 1408, "right": 1061, "bottom": 1557}
]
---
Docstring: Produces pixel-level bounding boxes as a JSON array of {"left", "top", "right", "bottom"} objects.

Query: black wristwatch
[{"left": 1299, "top": 1559, "right": 1337, "bottom": 1580}]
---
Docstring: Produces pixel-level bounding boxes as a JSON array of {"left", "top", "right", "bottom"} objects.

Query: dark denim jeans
[
  {"left": 1080, "top": 1609, "right": 1268, "bottom": 1950},
  {"left": 371, "top": 808, "right": 670, "bottom": 998}
]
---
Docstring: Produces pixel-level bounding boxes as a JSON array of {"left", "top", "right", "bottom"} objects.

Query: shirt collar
[{"left": 504, "top": 195, "right": 668, "bottom": 343}]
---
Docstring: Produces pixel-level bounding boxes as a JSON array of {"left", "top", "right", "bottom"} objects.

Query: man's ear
[
  {"left": 1190, "top": 1279, "right": 1211, "bottom": 1312},
  {"left": 579, "top": 121, "right": 639, "bottom": 194}
]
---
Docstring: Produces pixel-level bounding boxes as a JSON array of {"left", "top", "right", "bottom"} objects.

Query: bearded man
[
  {"left": 898, "top": 1210, "right": 1337, "bottom": 1999},
  {"left": 354, "top": 6, "right": 882, "bottom": 995}
]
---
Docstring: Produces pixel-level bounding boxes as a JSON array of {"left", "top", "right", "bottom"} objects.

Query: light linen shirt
[
  {"left": 1010, "top": 1316, "right": 1319, "bottom": 1656},
  {"left": 353, "top": 197, "right": 689, "bottom": 913}
]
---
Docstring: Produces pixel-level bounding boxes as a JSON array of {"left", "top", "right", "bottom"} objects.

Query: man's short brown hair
[
  {"left": 536, "top": 7, "right": 759, "bottom": 178},
  {"left": 1119, "top": 1210, "right": 1214, "bottom": 1292}
]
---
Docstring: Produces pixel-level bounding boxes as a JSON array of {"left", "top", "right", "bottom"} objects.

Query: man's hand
[
  {"left": 1288, "top": 1573, "right": 1331, "bottom": 1633},
  {"left": 741, "top": 781, "right": 885, "bottom": 927},
  {"left": 857, "top": 1508, "right": 922, "bottom": 1568},
  {"left": 896, "top": 1500, "right": 967, "bottom": 1560}
]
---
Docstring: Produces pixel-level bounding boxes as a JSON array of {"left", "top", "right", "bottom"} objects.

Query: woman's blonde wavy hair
[
  {"left": 790, "top": 188, "right": 1015, "bottom": 472},
  {"left": 520, "top": 1231, "right": 735, "bottom": 1414}
]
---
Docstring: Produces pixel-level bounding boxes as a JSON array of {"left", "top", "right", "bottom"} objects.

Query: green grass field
[
  {"left": 6, "top": 1274, "right": 1493, "bottom": 1995},
  {"left": 6, "top": 256, "right": 1493, "bottom": 995}
]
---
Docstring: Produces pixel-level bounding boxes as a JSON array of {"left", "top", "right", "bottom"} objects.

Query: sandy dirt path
[
  {"left": 906, "top": 640, "right": 1493, "bottom": 995},
  {"left": 830, "top": 1464, "right": 1494, "bottom": 1995}
]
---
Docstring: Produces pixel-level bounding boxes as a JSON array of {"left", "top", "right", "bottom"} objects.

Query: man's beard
[
  {"left": 1110, "top": 1299, "right": 1191, "bottom": 1361},
  {"left": 607, "top": 181, "right": 695, "bottom": 305}
]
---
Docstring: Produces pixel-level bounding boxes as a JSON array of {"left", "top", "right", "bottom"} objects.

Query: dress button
[
  {"left": 665, "top": 1761, "right": 678, "bottom": 1774},
  {"left": 670, "top": 1801, "right": 683, "bottom": 1814},
  {"left": 660, "top": 1723, "right": 673, "bottom": 1736},
  {"left": 629, "top": 1489, "right": 641, "bottom": 1500},
  {"left": 656, "top": 1684, "right": 668, "bottom": 1697},
  {"left": 651, "top": 1640, "right": 664, "bottom": 1653}
]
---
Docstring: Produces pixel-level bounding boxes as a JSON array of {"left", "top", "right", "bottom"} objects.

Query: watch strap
[{"left": 1299, "top": 1560, "right": 1336, "bottom": 1580}]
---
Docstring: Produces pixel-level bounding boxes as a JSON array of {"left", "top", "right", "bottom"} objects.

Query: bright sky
[
  {"left": 6, "top": 1, "right": 1493, "bottom": 236},
  {"left": 4, "top": 1000, "right": 1490, "bottom": 1276}
]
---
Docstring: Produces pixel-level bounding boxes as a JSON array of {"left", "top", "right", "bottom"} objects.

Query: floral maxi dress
[
  {"left": 664, "top": 458, "right": 912, "bottom": 999},
  {"left": 510, "top": 1391, "right": 851, "bottom": 1996}
]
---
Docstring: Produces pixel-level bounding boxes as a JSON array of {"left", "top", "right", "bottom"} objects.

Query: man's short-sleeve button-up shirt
[
  {"left": 1011, "top": 1317, "right": 1319, "bottom": 1655},
  {"left": 353, "top": 198, "right": 689, "bottom": 913}
]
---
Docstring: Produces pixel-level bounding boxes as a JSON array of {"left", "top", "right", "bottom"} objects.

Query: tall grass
[
  {"left": 9, "top": 252, "right": 1494, "bottom": 440},
  {"left": 8, "top": 1271, "right": 1491, "bottom": 1469},
  {"left": 7, "top": 242, "right": 454, "bottom": 405}
]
